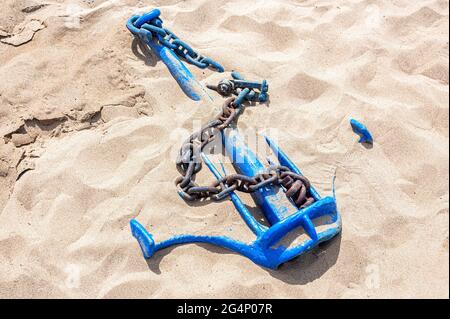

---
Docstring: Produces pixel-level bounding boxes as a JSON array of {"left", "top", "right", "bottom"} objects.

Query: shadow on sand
[{"left": 131, "top": 37, "right": 158, "bottom": 67}]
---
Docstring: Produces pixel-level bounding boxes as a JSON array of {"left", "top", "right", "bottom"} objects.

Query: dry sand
[{"left": 0, "top": 0, "right": 448, "bottom": 298}]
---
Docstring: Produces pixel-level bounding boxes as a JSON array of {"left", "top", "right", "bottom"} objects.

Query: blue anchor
[{"left": 130, "top": 129, "right": 341, "bottom": 269}]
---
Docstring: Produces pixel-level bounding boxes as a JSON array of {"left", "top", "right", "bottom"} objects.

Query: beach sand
[{"left": 0, "top": 0, "right": 448, "bottom": 298}]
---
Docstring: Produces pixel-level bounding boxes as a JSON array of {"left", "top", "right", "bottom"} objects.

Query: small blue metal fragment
[{"left": 350, "top": 119, "right": 373, "bottom": 144}]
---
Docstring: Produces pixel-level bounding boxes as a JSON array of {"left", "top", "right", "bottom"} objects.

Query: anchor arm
[
  {"left": 130, "top": 219, "right": 281, "bottom": 268},
  {"left": 276, "top": 224, "right": 341, "bottom": 265},
  {"left": 201, "top": 153, "right": 267, "bottom": 235},
  {"left": 264, "top": 135, "right": 321, "bottom": 201},
  {"left": 257, "top": 196, "right": 337, "bottom": 248}
]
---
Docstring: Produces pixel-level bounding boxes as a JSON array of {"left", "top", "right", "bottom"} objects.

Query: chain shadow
[
  {"left": 145, "top": 233, "right": 341, "bottom": 285},
  {"left": 243, "top": 203, "right": 270, "bottom": 227},
  {"left": 182, "top": 197, "right": 225, "bottom": 208},
  {"left": 131, "top": 37, "right": 158, "bottom": 67}
]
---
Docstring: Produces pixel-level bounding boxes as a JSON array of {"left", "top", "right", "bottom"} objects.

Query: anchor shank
[{"left": 223, "top": 130, "right": 297, "bottom": 225}]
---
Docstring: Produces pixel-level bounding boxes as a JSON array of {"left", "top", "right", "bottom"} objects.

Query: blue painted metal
[
  {"left": 207, "top": 71, "right": 269, "bottom": 104},
  {"left": 234, "top": 88, "right": 251, "bottom": 107},
  {"left": 350, "top": 119, "right": 373, "bottom": 144},
  {"left": 130, "top": 10, "right": 225, "bottom": 74},
  {"left": 231, "top": 71, "right": 269, "bottom": 103},
  {"left": 130, "top": 130, "right": 341, "bottom": 269},
  {"left": 127, "top": 10, "right": 214, "bottom": 101}
]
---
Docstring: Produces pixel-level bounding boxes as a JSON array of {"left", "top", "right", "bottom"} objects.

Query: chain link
[
  {"left": 207, "top": 74, "right": 269, "bottom": 103},
  {"left": 175, "top": 97, "right": 316, "bottom": 209},
  {"left": 130, "top": 14, "right": 224, "bottom": 72},
  {"left": 128, "top": 13, "right": 314, "bottom": 208}
]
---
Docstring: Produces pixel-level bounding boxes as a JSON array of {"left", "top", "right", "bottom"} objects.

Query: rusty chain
[{"left": 175, "top": 97, "right": 315, "bottom": 209}]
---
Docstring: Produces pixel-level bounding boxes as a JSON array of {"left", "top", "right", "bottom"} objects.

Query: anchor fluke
[{"left": 130, "top": 219, "right": 156, "bottom": 259}]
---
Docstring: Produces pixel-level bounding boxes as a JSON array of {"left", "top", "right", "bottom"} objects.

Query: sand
[{"left": 0, "top": 0, "right": 448, "bottom": 298}]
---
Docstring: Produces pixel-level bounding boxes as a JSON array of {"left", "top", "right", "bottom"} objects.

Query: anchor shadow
[
  {"left": 267, "top": 233, "right": 341, "bottom": 285},
  {"left": 145, "top": 233, "right": 341, "bottom": 285},
  {"left": 131, "top": 38, "right": 158, "bottom": 67}
]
